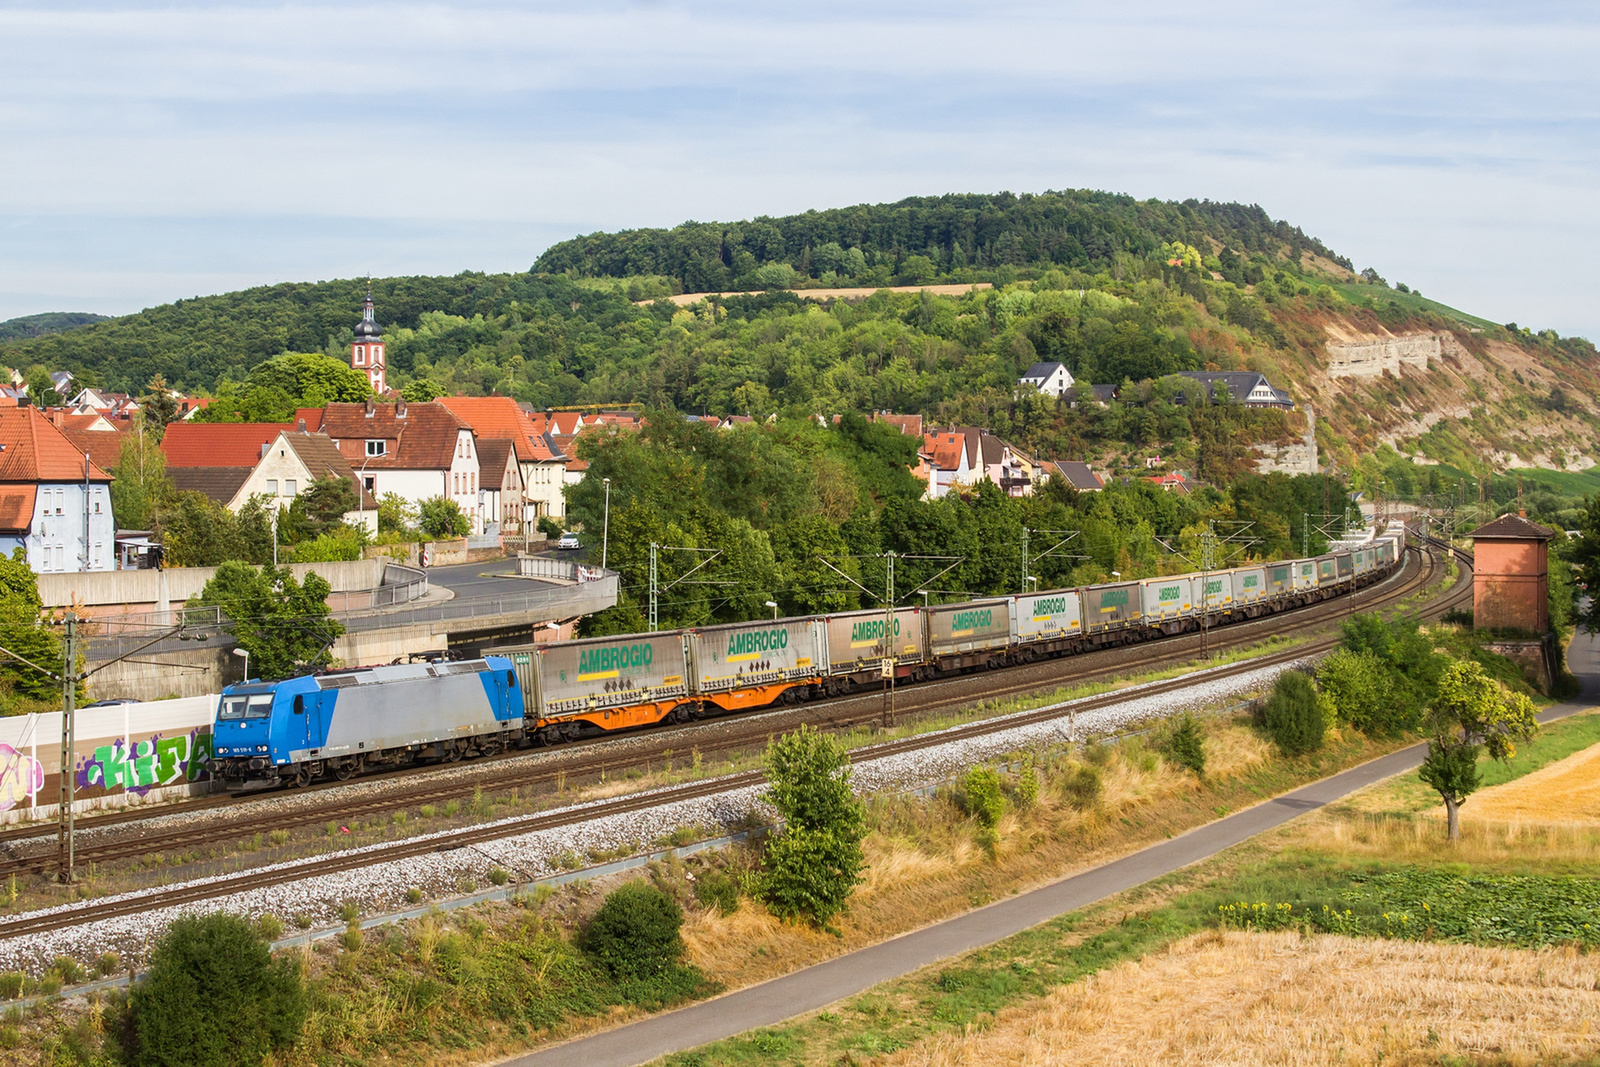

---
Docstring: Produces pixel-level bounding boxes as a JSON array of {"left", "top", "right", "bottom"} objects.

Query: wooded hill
[{"left": 2, "top": 190, "right": 1597, "bottom": 504}]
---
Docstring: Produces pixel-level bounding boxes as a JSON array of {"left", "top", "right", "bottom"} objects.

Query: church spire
[{"left": 351, "top": 281, "right": 386, "bottom": 394}]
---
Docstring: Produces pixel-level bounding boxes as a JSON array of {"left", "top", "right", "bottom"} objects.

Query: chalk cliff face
[
  {"left": 1324, "top": 329, "right": 1467, "bottom": 378},
  {"left": 1277, "top": 318, "right": 1600, "bottom": 474}
]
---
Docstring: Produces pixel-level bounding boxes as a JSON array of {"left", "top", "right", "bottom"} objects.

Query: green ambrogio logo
[
  {"left": 1243, "top": 575, "right": 1258, "bottom": 588},
  {"left": 579, "top": 643, "right": 654, "bottom": 674},
  {"left": 727, "top": 628, "right": 788, "bottom": 656},
  {"left": 1205, "top": 579, "right": 1223, "bottom": 594},
  {"left": 850, "top": 618, "right": 901, "bottom": 642},
  {"left": 1100, "top": 589, "right": 1129, "bottom": 608},
  {"left": 952, "top": 608, "right": 993, "bottom": 630},
  {"left": 1032, "top": 596, "right": 1067, "bottom": 616},
  {"left": 1157, "top": 586, "right": 1181, "bottom": 602}
]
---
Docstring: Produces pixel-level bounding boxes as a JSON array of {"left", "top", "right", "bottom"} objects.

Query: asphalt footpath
[{"left": 504, "top": 634, "right": 1600, "bottom": 1067}]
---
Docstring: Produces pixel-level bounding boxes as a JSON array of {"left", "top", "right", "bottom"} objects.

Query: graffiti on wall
[
  {"left": 0, "top": 743, "right": 45, "bottom": 812},
  {"left": 77, "top": 729, "right": 213, "bottom": 796}
]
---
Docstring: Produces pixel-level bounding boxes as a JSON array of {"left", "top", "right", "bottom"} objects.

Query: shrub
[
  {"left": 1160, "top": 713, "right": 1207, "bottom": 777},
  {"left": 1013, "top": 763, "right": 1040, "bottom": 808},
  {"left": 1262, "top": 671, "right": 1326, "bottom": 755},
  {"left": 256, "top": 914, "right": 284, "bottom": 941},
  {"left": 487, "top": 867, "right": 510, "bottom": 886},
  {"left": 693, "top": 870, "right": 741, "bottom": 916},
  {"left": 50, "top": 956, "right": 83, "bottom": 985},
  {"left": 97, "top": 951, "right": 121, "bottom": 977},
  {"left": 959, "top": 767, "right": 1005, "bottom": 829},
  {"left": 1060, "top": 765, "right": 1102, "bottom": 810},
  {"left": 1317, "top": 649, "right": 1392, "bottom": 735},
  {"left": 582, "top": 881, "right": 685, "bottom": 980},
  {"left": 0, "top": 972, "right": 23, "bottom": 999},
  {"left": 130, "top": 912, "right": 305, "bottom": 1067},
  {"left": 760, "top": 725, "right": 866, "bottom": 926}
]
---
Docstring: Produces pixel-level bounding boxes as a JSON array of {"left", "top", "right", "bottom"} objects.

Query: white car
[{"left": 555, "top": 533, "right": 581, "bottom": 551}]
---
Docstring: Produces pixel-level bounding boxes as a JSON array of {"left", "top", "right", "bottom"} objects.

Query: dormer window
[{"left": 366, "top": 439, "right": 387, "bottom": 457}]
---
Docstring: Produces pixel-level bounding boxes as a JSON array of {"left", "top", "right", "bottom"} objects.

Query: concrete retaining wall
[{"left": 41, "top": 559, "right": 388, "bottom": 616}]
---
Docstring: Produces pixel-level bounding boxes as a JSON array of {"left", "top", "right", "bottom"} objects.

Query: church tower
[{"left": 351, "top": 286, "right": 386, "bottom": 394}]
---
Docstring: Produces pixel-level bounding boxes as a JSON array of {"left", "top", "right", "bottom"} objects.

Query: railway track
[
  {"left": 0, "top": 539, "right": 1459, "bottom": 877},
  {"left": 0, "top": 539, "right": 1470, "bottom": 939}
]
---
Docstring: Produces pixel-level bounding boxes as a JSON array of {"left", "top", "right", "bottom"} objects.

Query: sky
[{"left": 2, "top": 1, "right": 1597, "bottom": 339}]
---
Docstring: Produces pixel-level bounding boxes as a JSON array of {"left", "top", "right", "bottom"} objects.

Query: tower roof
[
  {"left": 1469, "top": 514, "right": 1555, "bottom": 541},
  {"left": 354, "top": 287, "right": 382, "bottom": 340}
]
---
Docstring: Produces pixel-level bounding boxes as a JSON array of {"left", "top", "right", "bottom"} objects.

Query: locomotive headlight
[{"left": 257, "top": 745, "right": 269, "bottom": 753}]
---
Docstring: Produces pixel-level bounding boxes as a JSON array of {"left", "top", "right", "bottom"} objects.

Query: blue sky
[{"left": 2, "top": 1, "right": 1597, "bottom": 339}]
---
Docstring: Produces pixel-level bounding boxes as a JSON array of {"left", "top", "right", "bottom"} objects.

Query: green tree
[
  {"left": 139, "top": 373, "right": 183, "bottom": 439},
  {"left": 400, "top": 376, "right": 442, "bottom": 402},
  {"left": 24, "top": 366, "right": 61, "bottom": 408},
  {"left": 581, "top": 881, "right": 686, "bottom": 980},
  {"left": 192, "top": 562, "right": 344, "bottom": 680},
  {"left": 283, "top": 474, "right": 358, "bottom": 542},
  {"left": 1260, "top": 671, "right": 1326, "bottom": 755},
  {"left": 1315, "top": 649, "right": 1391, "bottom": 735},
  {"left": 130, "top": 912, "right": 306, "bottom": 1067},
  {"left": 0, "top": 549, "right": 69, "bottom": 711},
  {"left": 1569, "top": 496, "right": 1600, "bottom": 633},
  {"left": 761, "top": 724, "right": 866, "bottom": 927},
  {"left": 109, "top": 421, "right": 173, "bottom": 529},
  {"left": 418, "top": 496, "right": 470, "bottom": 539},
  {"left": 155, "top": 492, "right": 247, "bottom": 567},
  {"left": 1419, "top": 660, "right": 1540, "bottom": 840},
  {"left": 377, "top": 492, "right": 417, "bottom": 536}
]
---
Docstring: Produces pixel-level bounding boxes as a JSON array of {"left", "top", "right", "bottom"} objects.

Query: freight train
[{"left": 207, "top": 524, "right": 1408, "bottom": 789}]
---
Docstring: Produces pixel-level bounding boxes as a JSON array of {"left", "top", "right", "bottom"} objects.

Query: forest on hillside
[
  {"left": 3, "top": 190, "right": 1596, "bottom": 497},
  {"left": 532, "top": 191, "right": 1353, "bottom": 292}
]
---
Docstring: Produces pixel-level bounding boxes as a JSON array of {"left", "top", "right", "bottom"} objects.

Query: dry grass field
[
  {"left": 1465, "top": 741, "right": 1600, "bottom": 824},
  {"left": 882, "top": 930, "right": 1600, "bottom": 1067}
]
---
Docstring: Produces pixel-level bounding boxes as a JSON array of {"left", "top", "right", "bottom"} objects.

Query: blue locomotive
[{"left": 209, "top": 656, "right": 521, "bottom": 789}]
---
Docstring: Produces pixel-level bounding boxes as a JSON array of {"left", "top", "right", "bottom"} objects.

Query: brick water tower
[{"left": 1469, "top": 512, "right": 1557, "bottom": 688}]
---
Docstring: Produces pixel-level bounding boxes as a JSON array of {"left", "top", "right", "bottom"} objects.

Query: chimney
[
  {"left": 52, "top": 410, "right": 63, "bottom": 428},
  {"left": 395, "top": 396, "right": 406, "bottom": 417},
  {"left": 297, "top": 418, "right": 307, "bottom": 433},
  {"left": 364, "top": 397, "right": 375, "bottom": 417},
  {"left": 1519, "top": 509, "right": 1527, "bottom": 518}
]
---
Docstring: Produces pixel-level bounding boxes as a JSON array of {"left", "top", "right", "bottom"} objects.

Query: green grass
[
  {"left": 1326, "top": 282, "right": 1498, "bottom": 330},
  {"left": 1478, "top": 705, "right": 1600, "bottom": 789},
  {"left": 1505, "top": 466, "right": 1600, "bottom": 501}
]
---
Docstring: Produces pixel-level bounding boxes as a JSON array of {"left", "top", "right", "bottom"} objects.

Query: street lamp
[
  {"left": 916, "top": 589, "right": 931, "bottom": 607},
  {"left": 601, "top": 477, "right": 612, "bottom": 571},
  {"left": 232, "top": 647, "right": 250, "bottom": 684},
  {"left": 1111, "top": 570, "right": 1121, "bottom": 580},
  {"left": 764, "top": 600, "right": 778, "bottom": 620}
]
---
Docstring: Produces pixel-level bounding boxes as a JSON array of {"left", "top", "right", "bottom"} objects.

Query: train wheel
[
  {"left": 334, "top": 758, "right": 357, "bottom": 781},
  {"left": 293, "top": 765, "right": 313, "bottom": 788}
]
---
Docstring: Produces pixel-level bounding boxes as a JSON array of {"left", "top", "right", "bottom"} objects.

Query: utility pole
[
  {"left": 1200, "top": 521, "right": 1215, "bottom": 659},
  {"left": 1020, "top": 526, "right": 1028, "bottom": 594},
  {"left": 881, "top": 551, "right": 895, "bottom": 729},
  {"left": 57, "top": 613, "right": 77, "bottom": 882},
  {"left": 648, "top": 542, "right": 658, "bottom": 632}
]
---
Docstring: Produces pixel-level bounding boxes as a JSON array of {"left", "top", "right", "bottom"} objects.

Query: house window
[
  {"left": 363, "top": 475, "right": 375, "bottom": 492},
  {"left": 366, "top": 439, "right": 386, "bottom": 457},
  {"left": 470, "top": 473, "right": 476, "bottom": 493},
  {"left": 284, "top": 479, "right": 297, "bottom": 496},
  {"left": 265, "top": 480, "right": 278, "bottom": 496},
  {"left": 353, "top": 347, "right": 365, "bottom": 366}
]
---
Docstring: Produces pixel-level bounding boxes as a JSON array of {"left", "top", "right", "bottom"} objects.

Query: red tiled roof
[
  {"left": 435, "top": 396, "right": 558, "bottom": 464},
  {"left": 548, "top": 412, "right": 583, "bottom": 436},
  {"left": 0, "top": 487, "right": 36, "bottom": 533},
  {"left": 1469, "top": 514, "right": 1555, "bottom": 540},
  {"left": 0, "top": 408, "right": 113, "bottom": 482},
  {"left": 62, "top": 429, "right": 126, "bottom": 475},
  {"left": 314, "top": 401, "right": 469, "bottom": 471},
  {"left": 162, "top": 422, "right": 293, "bottom": 468}
]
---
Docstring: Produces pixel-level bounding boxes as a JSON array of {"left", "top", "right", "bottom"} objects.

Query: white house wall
[{"left": 27, "top": 483, "right": 115, "bottom": 573}]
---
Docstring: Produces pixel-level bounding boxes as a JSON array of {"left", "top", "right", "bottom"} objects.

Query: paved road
[{"left": 505, "top": 635, "right": 1600, "bottom": 1067}]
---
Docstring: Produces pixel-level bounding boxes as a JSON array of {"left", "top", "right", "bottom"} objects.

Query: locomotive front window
[
  {"left": 220, "top": 694, "right": 275, "bottom": 720},
  {"left": 219, "top": 696, "right": 248, "bottom": 720}
]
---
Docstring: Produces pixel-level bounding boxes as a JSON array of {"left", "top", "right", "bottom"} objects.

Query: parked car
[
  {"left": 84, "top": 698, "right": 139, "bottom": 707},
  {"left": 555, "top": 533, "right": 581, "bottom": 551}
]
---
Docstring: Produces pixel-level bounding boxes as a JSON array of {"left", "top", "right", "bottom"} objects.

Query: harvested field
[
  {"left": 883, "top": 930, "right": 1600, "bottom": 1067},
  {"left": 1464, "top": 740, "right": 1600, "bottom": 824}
]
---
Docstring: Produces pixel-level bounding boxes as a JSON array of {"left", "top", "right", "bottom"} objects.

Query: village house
[
  {"left": 920, "top": 427, "right": 1036, "bottom": 499},
  {"left": 300, "top": 399, "right": 484, "bottom": 533},
  {"left": 435, "top": 395, "right": 567, "bottom": 523},
  {"left": 0, "top": 407, "right": 115, "bottom": 573},
  {"left": 1018, "top": 360, "right": 1075, "bottom": 399}
]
